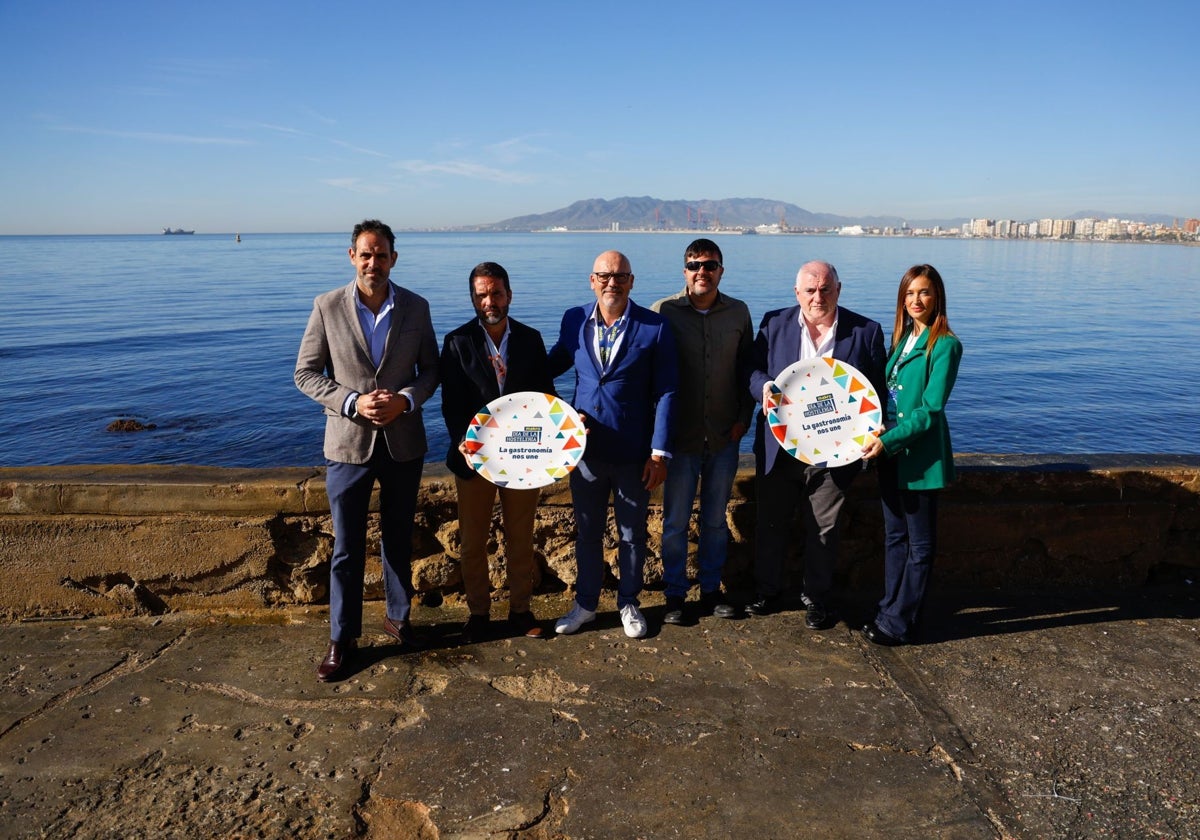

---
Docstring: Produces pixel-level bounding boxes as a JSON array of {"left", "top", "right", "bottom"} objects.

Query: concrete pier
[
  {"left": 1, "top": 455, "right": 1197, "bottom": 619},
  {"left": 1, "top": 456, "right": 1197, "bottom": 837}
]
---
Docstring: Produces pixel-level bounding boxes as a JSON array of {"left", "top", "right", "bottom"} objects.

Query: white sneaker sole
[{"left": 555, "top": 614, "right": 595, "bottom": 635}]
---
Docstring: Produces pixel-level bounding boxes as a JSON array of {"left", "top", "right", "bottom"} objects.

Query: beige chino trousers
[{"left": 453, "top": 475, "right": 540, "bottom": 616}]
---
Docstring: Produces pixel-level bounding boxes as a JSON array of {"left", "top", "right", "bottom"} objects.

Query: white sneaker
[
  {"left": 620, "top": 604, "right": 647, "bottom": 639},
  {"left": 554, "top": 602, "right": 596, "bottom": 635}
]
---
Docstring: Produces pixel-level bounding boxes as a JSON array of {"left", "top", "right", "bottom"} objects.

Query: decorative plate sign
[
  {"left": 766, "top": 357, "right": 883, "bottom": 467},
  {"left": 463, "top": 391, "right": 587, "bottom": 488}
]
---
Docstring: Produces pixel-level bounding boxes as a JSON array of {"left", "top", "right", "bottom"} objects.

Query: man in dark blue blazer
[
  {"left": 547, "top": 250, "right": 678, "bottom": 639},
  {"left": 747, "top": 261, "right": 886, "bottom": 630},
  {"left": 440, "top": 262, "right": 556, "bottom": 643}
]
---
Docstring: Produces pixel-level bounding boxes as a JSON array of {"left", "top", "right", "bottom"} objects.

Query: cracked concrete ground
[{"left": 1, "top": 584, "right": 1197, "bottom": 839}]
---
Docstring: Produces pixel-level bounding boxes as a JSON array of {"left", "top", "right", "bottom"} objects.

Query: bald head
[{"left": 590, "top": 250, "right": 635, "bottom": 323}]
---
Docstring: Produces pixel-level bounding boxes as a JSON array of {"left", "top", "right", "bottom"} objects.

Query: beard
[{"left": 478, "top": 307, "right": 508, "bottom": 325}]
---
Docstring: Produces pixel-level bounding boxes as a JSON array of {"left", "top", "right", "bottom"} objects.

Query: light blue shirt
[
  {"left": 342, "top": 282, "right": 396, "bottom": 416},
  {"left": 587, "top": 303, "right": 629, "bottom": 372},
  {"left": 355, "top": 283, "right": 395, "bottom": 367}
]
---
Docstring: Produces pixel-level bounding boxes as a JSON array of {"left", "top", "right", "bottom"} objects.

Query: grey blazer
[{"left": 295, "top": 280, "right": 440, "bottom": 464}]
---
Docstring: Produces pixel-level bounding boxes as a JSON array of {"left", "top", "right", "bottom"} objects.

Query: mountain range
[{"left": 466, "top": 197, "right": 1178, "bottom": 232}]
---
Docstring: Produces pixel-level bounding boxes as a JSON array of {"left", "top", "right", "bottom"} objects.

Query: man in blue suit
[
  {"left": 548, "top": 250, "right": 678, "bottom": 639},
  {"left": 747, "top": 261, "right": 886, "bottom": 630}
]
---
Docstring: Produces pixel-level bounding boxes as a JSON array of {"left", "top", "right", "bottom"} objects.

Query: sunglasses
[{"left": 685, "top": 260, "right": 722, "bottom": 272}]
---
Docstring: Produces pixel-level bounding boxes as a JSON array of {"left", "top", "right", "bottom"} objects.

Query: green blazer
[{"left": 879, "top": 330, "right": 963, "bottom": 490}]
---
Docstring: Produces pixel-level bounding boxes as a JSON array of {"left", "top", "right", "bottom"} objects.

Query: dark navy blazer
[{"left": 748, "top": 305, "right": 887, "bottom": 475}]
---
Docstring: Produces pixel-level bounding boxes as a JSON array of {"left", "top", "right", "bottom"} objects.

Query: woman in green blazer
[{"left": 860, "top": 265, "right": 963, "bottom": 645}]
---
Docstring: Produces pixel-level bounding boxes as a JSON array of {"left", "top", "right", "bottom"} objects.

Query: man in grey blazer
[{"left": 295, "top": 219, "right": 440, "bottom": 681}]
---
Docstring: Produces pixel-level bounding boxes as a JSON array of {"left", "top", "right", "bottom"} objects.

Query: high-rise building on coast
[{"left": 960, "top": 215, "right": 1196, "bottom": 242}]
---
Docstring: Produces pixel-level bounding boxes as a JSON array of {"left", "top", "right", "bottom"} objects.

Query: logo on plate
[
  {"left": 802, "top": 393, "right": 838, "bottom": 418},
  {"left": 504, "top": 425, "right": 543, "bottom": 445}
]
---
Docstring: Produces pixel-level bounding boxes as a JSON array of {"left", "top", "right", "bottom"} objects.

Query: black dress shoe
[
  {"left": 460, "top": 613, "right": 491, "bottom": 644},
  {"left": 383, "top": 616, "right": 427, "bottom": 650},
  {"left": 662, "top": 596, "right": 687, "bottom": 625},
  {"left": 804, "top": 603, "right": 838, "bottom": 630},
  {"left": 507, "top": 610, "right": 544, "bottom": 639},
  {"left": 862, "top": 621, "right": 906, "bottom": 646},
  {"left": 700, "top": 590, "right": 737, "bottom": 619},
  {"left": 316, "top": 639, "right": 357, "bottom": 682},
  {"left": 744, "top": 596, "right": 778, "bottom": 616}
]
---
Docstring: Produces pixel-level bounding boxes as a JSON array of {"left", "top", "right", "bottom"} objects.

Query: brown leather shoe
[
  {"left": 507, "top": 610, "right": 545, "bottom": 639},
  {"left": 383, "top": 616, "right": 427, "bottom": 651},
  {"left": 316, "top": 639, "right": 356, "bottom": 682}
]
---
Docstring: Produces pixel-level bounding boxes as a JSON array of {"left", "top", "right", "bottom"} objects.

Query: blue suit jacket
[
  {"left": 749, "top": 305, "right": 887, "bottom": 475},
  {"left": 548, "top": 300, "right": 678, "bottom": 464}
]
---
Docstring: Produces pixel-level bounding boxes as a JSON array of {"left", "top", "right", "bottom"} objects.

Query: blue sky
[{"left": 2, "top": 1, "right": 1196, "bottom": 234}]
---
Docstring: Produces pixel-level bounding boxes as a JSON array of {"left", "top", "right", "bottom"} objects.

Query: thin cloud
[
  {"left": 112, "top": 85, "right": 173, "bottom": 98},
  {"left": 321, "top": 178, "right": 390, "bottom": 194},
  {"left": 330, "top": 139, "right": 389, "bottom": 159},
  {"left": 50, "top": 123, "right": 250, "bottom": 146},
  {"left": 250, "top": 123, "right": 388, "bottom": 158},
  {"left": 485, "top": 134, "right": 551, "bottom": 164},
  {"left": 149, "top": 57, "right": 266, "bottom": 82},
  {"left": 396, "top": 159, "right": 532, "bottom": 184},
  {"left": 301, "top": 107, "right": 338, "bottom": 127},
  {"left": 255, "top": 122, "right": 312, "bottom": 137}
]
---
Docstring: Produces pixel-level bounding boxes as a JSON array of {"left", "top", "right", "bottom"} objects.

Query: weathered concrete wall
[{"left": 1, "top": 456, "right": 1197, "bottom": 619}]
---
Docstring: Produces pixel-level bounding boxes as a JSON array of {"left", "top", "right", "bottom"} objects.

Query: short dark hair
[
  {"left": 685, "top": 238, "right": 722, "bottom": 263},
  {"left": 351, "top": 219, "right": 395, "bottom": 252},
  {"left": 469, "top": 261, "right": 511, "bottom": 294}
]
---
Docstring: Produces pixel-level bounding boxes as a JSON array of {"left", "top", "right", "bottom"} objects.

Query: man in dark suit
[
  {"left": 747, "top": 260, "right": 886, "bottom": 630},
  {"left": 547, "top": 250, "right": 678, "bottom": 639},
  {"left": 440, "top": 262, "right": 555, "bottom": 642},
  {"left": 295, "top": 219, "right": 439, "bottom": 681}
]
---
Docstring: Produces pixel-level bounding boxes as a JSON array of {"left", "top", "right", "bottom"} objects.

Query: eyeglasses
[
  {"left": 593, "top": 272, "right": 633, "bottom": 284},
  {"left": 685, "top": 260, "right": 722, "bottom": 272}
]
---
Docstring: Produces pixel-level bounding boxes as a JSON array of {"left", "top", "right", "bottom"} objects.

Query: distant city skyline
[
  {"left": 468, "top": 196, "right": 1196, "bottom": 238},
  {"left": 1, "top": 2, "right": 1197, "bottom": 235},
  {"left": 473, "top": 211, "right": 1200, "bottom": 243}
]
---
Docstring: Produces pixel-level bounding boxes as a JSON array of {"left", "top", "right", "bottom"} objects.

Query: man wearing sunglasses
[
  {"left": 651, "top": 239, "right": 754, "bottom": 626},
  {"left": 548, "top": 250, "right": 678, "bottom": 639}
]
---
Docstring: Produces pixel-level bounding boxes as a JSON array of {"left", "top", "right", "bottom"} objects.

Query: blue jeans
[
  {"left": 569, "top": 458, "right": 650, "bottom": 612},
  {"left": 660, "top": 440, "right": 740, "bottom": 599},
  {"left": 874, "top": 455, "right": 939, "bottom": 640}
]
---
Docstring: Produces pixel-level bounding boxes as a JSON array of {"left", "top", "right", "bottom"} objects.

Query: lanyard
[{"left": 482, "top": 325, "right": 508, "bottom": 390}]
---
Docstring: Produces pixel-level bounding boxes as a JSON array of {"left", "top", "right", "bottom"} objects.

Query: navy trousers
[
  {"left": 568, "top": 458, "right": 650, "bottom": 612},
  {"left": 325, "top": 442, "right": 423, "bottom": 642}
]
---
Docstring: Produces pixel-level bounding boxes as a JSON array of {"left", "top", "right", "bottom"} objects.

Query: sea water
[{"left": 1, "top": 232, "right": 1196, "bottom": 467}]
